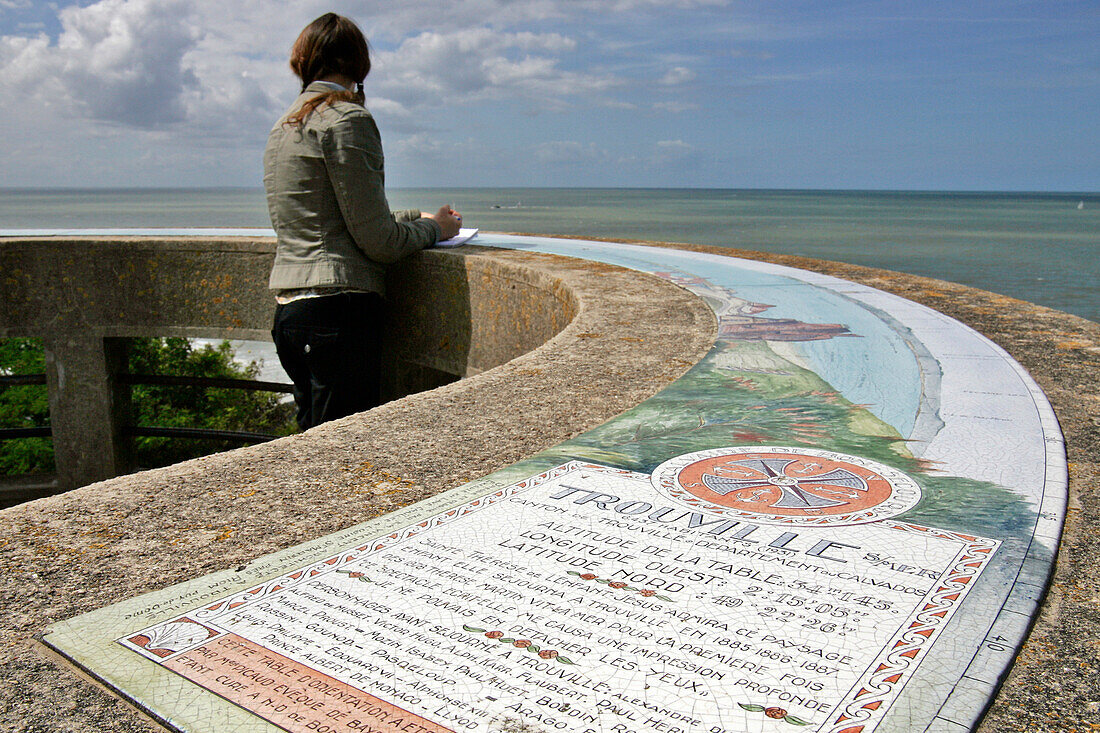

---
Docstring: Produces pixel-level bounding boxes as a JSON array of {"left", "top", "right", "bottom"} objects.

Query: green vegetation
[
  {"left": 0, "top": 338, "right": 51, "bottom": 475},
  {"left": 126, "top": 338, "right": 296, "bottom": 469},
  {"left": 0, "top": 337, "right": 295, "bottom": 475}
]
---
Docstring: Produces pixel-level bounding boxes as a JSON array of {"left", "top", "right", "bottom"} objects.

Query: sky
[{"left": 0, "top": 0, "right": 1096, "bottom": 191}]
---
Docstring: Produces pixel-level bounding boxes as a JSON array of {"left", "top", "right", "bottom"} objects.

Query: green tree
[
  {"left": 0, "top": 337, "right": 295, "bottom": 475},
  {"left": 127, "top": 337, "right": 296, "bottom": 469},
  {"left": 0, "top": 338, "right": 52, "bottom": 474}
]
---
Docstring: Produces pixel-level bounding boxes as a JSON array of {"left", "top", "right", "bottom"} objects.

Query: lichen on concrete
[
  {"left": 0, "top": 243, "right": 715, "bottom": 732},
  {"left": 1, "top": 236, "right": 1096, "bottom": 732}
]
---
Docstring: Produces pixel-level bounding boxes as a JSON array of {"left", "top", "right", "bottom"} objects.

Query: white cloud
[
  {"left": 533, "top": 140, "right": 610, "bottom": 164},
  {"left": 6, "top": 0, "right": 203, "bottom": 126},
  {"left": 660, "top": 66, "right": 697, "bottom": 85},
  {"left": 371, "top": 27, "right": 615, "bottom": 114},
  {"left": 0, "top": 0, "right": 632, "bottom": 133},
  {"left": 0, "top": 0, "right": 304, "bottom": 132},
  {"left": 653, "top": 100, "right": 699, "bottom": 113},
  {"left": 0, "top": 0, "right": 733, "bottom": 185},
  {"left": 657, "top": 138, "right": 693, "bottom": 151},
  {"left": 654, "top": 138, "right": 695, "bottom": 163}
]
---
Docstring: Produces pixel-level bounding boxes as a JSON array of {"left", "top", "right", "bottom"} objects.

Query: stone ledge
[
  {"left": 0, "top": 244, "right": 716, "bottom": 732},
  {"left": 2, "top": 236, "right": 1096, "bottom": 731}
]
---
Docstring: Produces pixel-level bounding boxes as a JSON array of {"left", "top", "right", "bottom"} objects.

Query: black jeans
[{"left": 272, "top": 292, "right": 385, "bottom": 431}]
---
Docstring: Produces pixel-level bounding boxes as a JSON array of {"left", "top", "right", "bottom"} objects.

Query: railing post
[{"left": 42, "top": 335, "right": 132, "bottom": 490}]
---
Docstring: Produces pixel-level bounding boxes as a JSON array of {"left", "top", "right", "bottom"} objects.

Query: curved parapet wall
[
  {"left": 0, "top": 235, "right": 718, "bottom": 732},
  {"left": 0, "top": 236, "right": 577, "bottom": 363},
  {"left": 0, "top": 238, "right": 597, "bottom": 490},
  {"left": 1, "top": 237, "right": 280, "bottom": 341},
  {"left": 1, "top": 233, "right": 1096, "bottom": 732}
]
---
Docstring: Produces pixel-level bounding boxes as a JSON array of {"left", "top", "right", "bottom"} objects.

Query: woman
[{"left": 265, "top": 13, "right": 461, "bottom": 430}]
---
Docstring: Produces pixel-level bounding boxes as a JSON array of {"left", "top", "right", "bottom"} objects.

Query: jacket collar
[{"left": 303, "top": 80, "right": 353, "bottom": 94}]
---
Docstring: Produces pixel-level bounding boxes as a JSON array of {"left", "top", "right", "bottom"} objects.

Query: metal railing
[
  {"left": 0, "top": 371, "right": 294, "bottom": 452},
  {"left": 0, "top": 374, "right": 50, "bottom": 441},
  {"left": 117, "top": 373, "right": 294, "bottom": 443},
  {"left": 1, "top": 370, "right": 294, "bottom": 506},
  {"left": 0, "top": 374, "right": 46, "bottom": 386}
]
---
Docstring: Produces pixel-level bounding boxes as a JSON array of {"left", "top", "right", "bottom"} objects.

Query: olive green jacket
[{"left": 263, "top": 82, "right": 440, "bottom": 294}]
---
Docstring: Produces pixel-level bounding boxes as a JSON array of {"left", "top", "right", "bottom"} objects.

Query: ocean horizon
[{"left": 1, "top": 186, "right": 1096, "bottom": 324}]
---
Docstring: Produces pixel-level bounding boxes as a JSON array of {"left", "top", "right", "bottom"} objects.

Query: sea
[{"left": 2, "top": 187, "right": 1096, "bottom": 327}]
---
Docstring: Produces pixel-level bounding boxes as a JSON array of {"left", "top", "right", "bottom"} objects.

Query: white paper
[{"left": 435, "top": 227, "right": 479, "bottom": 248}]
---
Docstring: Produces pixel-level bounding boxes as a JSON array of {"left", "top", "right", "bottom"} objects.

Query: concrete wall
[
  {"left": 0, "top": 236, "right": 1096, "bottom": 731},
  {"left": 0, "top": 238, "right": 577, "bottom": 491},
  {"left": 0, "top": 241, "right": 716, "bottom": 733}
]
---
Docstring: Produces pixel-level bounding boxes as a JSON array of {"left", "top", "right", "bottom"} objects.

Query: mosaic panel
[{"left": 42, "top": 234, "right": 1065, "bottom": 733}]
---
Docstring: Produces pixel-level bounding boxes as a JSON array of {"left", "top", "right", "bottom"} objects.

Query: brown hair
[{"left": 285, "top": 13, "right": 370, "bottom": 126}]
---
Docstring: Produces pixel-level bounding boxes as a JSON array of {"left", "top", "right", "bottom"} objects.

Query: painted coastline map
[{"left": 43, "top": 235, "right": 1065, "bottom": 733}]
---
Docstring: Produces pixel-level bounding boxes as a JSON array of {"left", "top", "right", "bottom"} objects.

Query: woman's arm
[{"left": 323, "top": 112, "right": 440, "bottom": 263}]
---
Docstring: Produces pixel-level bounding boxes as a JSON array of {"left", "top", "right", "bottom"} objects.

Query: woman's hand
[{"left": 432, "top": 205, "right": 461, "bottom": 240}]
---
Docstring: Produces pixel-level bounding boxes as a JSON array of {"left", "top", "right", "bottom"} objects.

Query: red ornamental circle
[
  {"left": 674, "top": 452, "right": 895, "bottom": 517},
  {"left": 654, "top": 447, "right": 923, "bottom": 526},
  {"left": 764, "top": 707, "right": 787, "bottom": 719}
]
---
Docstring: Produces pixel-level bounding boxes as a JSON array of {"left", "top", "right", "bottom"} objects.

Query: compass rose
[
  {"left": 701, "top": 457, "right": 867, "bottom": 510},
  {"left": 651, "top": 447, "right": 922, "bottom": 526}
]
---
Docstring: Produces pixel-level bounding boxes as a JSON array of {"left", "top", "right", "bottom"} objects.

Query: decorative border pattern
[{"left": 824, "top": 522, "right": 1000, "bottom": 732}]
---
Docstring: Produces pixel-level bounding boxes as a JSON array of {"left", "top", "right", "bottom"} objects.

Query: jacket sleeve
[
  {"left": 392, "top": 208, "right": 423, "bottom": 222},
  {"left": 322, "top": 112, "right": 440, "bottom": 263}
]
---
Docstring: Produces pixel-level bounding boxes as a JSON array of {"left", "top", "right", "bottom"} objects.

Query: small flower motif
[
  {"left": 460, "top": 626, "right": 577, "bottom": 664},
  {"left": 336, "top": 569, "right": 371, "bottom": 583},
  {"left": 738, "top": 703, "right": 810, "bottom": 726},
  {"left": 567, "top": 571, "right": 673, "bottom": 601}
]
